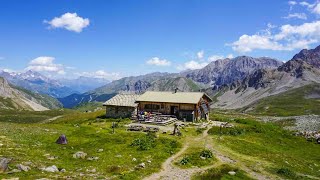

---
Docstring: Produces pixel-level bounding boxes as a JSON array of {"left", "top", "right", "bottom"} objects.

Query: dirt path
[
  {"left": 144, "top": 125, "right": 220, "bottom": 180},
  {"left": 40, "top": 115, "right": 63, "bottom": 124},
  {"left": 144, "top": 122, "right": 274, "bottom": 180}
]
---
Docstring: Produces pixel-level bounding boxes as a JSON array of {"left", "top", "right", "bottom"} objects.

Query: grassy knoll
[
  {"left": 0, "top": 110, "right": 182, "bottom": 179},
  {"left": 192, "top": 164, "right": 253, "bottom": 180},
  {"left": 242, "top": 83, "right": 320, "bottom": 116},
  {"left": 208, "top": 113, "right": 320, "bottom": 179}
]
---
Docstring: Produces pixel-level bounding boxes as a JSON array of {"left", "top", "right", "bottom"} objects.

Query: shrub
[
  {"left": 200, "top": 149, "right": 213, "bottom": 159},
  {"left": 276, "top": 168, "right": 296, "bottom": 178},
  {"left": 130, "top": 133, "right": 156, "bottom": 151},
  {"left": 180, "top": 156, "right": 190, "bottom": 165}
]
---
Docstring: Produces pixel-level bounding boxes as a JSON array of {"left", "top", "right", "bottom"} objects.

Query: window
[{"left": 144, "top": 104, "right": 160, "bottom": 110}]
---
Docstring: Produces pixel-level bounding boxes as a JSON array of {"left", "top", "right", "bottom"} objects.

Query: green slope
[{"left": 241, "top": 83, "right": 320, "bottom": 116}]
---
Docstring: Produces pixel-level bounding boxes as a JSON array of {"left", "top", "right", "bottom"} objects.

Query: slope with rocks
[
  {"left": 0, "top": 77, "right": 62, "bottom": 111},
  {"left": 211, "top": 46, "right": 320, "bottom": 109},
  {"left": 183, "top": 56, "right": 283, "bottom": 86}
]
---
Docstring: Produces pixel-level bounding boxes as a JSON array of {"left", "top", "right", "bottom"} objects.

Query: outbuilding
[{"left": 103, "top": 94, "right": 140, "bottom": 118}]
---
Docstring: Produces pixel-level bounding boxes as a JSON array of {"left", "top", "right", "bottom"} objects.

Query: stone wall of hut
[{"left": 105, "top": 105, "right": 136, "bottom": 118}]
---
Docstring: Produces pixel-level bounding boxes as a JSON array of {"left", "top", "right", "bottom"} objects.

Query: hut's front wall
[
  {"left": 105, "top": 105, "right": 135, "bottom": 118},
  {"left": 138, "top": 102, "right": 196, "bottom": 121}
]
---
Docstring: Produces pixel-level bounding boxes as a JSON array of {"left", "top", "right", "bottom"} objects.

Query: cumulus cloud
[
  {"left": 146, "top": 57, "right": 171, "bottom": 66},
  {"left": 283, "top": 13, "right": 307, "bottom": 20},
  {"left": 26, "top": 56, "right": 65, "bottom": 74},
  {"left": 177, "top": 60, "right": 208, "bottom": 70},
  {"left": 288, "top": 1, "right": 297, "bottom": 6},
  {"left": 298, "top": 1, "right": 320, "bottom": 14},
  {"left": 197, "top": 50, "right": 204, "bottom": 59},
  {"left": 75, "top": 70, "right": 121, "bottom": 80},
  {"left": 230, "top": 20, "right": 320, "bottom": 53},
  {"left": 208, "top": 55, "right": 224, "bottom": 61},
  {"left": 44, "top": 12, "right": 90, "bottom": 33}
]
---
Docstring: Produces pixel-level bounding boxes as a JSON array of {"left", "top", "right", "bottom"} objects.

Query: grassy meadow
[{"left": 0, "top": 109, "right": 182, "bottom": 179}]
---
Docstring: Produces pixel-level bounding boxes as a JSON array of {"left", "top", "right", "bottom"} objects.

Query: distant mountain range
[
  {"left": 2, "top": 46, "right": 320, "bottom": 111},
  {"left": 59, "top": 56, "right": 283, "bottom": 108},
  {"left": 0, "top": 70, "right": 111, "bottom": 98},
  {"left": 0, "top": 76, "right": 62, "bottom": 111}
]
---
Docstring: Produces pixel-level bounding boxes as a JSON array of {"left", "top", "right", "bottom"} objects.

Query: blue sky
[{"left": 0, "top": 0, "right": 320, "bottom": 80}]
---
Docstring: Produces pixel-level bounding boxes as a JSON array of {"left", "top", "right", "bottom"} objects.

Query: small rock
[
  {"left": 132, "top": 158, "right": 137, "bottom": 162},
  {"left": 138, "top": 163, "right": 145, "bottom": 168},
  {"left": 0, "top": 157, "right": 11, "bottom": 173},
  {"left": 200, "top": 156, "right": 206, "bottom": 160},
  {"left": 86, "top": 168, "right": 96, "bottom": 173},
  {"left": 147, "top": 160, "right": 152, "bottom": 163},
  {"left": 7, "top": 169, "right": 21, "bottom": 174},
  {"left": 60, "top": 168, "right": 66, "bottom": 172},
  {"left": 73, "top": 151, "right": 87, "bottom": 159},
  {"left": 56, "top": 134, "right": 67, "bottom": 145},
  {"left": 42, "top": 165, "right": 59, "bottom": 172},
  {"left": 115, "top": 154, "right": 122, "bottom": 158},
  {"left": 228, "top": 171, "right": 236, "bottom": 176},
  {"left": 16, "top": 164, "right": 31, "bottom": 172},
  {"left": 98, "top": 149, "right": 104, "bottom": 152},
  {"left": 87, "top": 156, "right": 99, "bottom": 161}
]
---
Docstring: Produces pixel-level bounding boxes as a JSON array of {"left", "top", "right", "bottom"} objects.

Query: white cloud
[
  {"left": 146, "top": 57, "right": 171, "bottom": 66},
  {"left": 208, "top": 55, "right": 224, "bottom": 61},
  {"left": 197, "top": 50, "right": 204, "bottom": 59},
  {"left": 226, "top": 54, "right": 234, "bottom": 59},
  {"left": 231, "top": 34, "right": 285, "bottom": 53},
  {"left": 230, "top": 20, "right": 320, "bottom": 53},
  {"left": 288, "top": 1, "right": 297, "bottom": 6},
  {"left": 283, "top": 13, "right": 307, "bottom": 20},
  {"left": 44, "top": 12, "right": 90, "bottom": 33},
  {"left": 177, "top": 60, "right": 208, "bottom": 70},
  {"left": 298, "top": 1, "right": 320, "bottom": 14},
  {"left": 75, "top": 70, "right": 121, "bottom": 80},
  {"left": 300, "top": 1, "right": 314, "bottom": 8},
  {"left": 26, "top": 56, "right": 65, "bottom": 74}
]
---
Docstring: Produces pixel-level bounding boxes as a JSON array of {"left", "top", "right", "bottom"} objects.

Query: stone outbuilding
[{"left": 103, "top": 94, "right": 140, "bottom": 118}]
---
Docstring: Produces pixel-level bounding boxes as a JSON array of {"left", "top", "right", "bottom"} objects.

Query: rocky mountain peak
[{"left": 291, "top": 45, "right": 320, "bottom": 68}]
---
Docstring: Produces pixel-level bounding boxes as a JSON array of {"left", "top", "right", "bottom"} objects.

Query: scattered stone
[
  {"left": 56, "top": 134, "right": 68, "bottom": 145},
  {"left": 0, "top": 157, "right": 11, "bottom": 173},
  {"left": 73, "top": 151, "right": 87, "bottom": 159},
  {"left": 87, "top": 156, "right": 99, "bottom": 161},
  {"left": 86, "top": 168, "right": 96, "bottom": 173},
  {"left": 115, "top": 155, "right": 122, "bottom": 158},
  {"left": 16, "top": 164, "right": 31, "bottom": 172},
  {"left": 79, "top": 173, "right": 85, "bottom": 176},
  {"left": 41, "top": 165, "right": 59, "bottom": 173},
  {"left": 7, "top": 169, "right": 21, "bottom": 174},
  {"left": 137, "top": 163, "right": 145, "bottom": 168},
  {"left": 60, "top": 169, "right": 66, "bottom": 172},
  {"left": 23, "top": 161, "right": 33, "bottom": 166},
  {"left": 98, "top": 149, "right": 104, "bottom": 152},
  {"left": 228, "top": 171, "right": 236, "bottom": 176},
  {"left": 147, "top": 160, "right": 152, "bottom": 163},
  {"left": 200, "top": 156, "right": 206, "bottom": 160}
]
